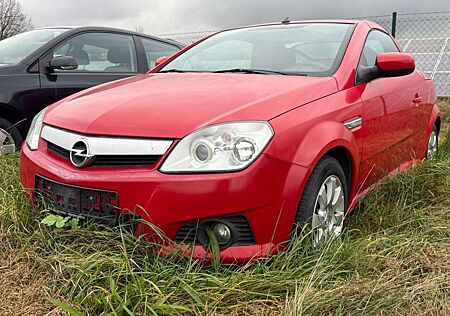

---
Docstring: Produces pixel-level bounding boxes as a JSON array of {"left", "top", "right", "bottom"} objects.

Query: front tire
[
  {"left": 0, "top": 118, "right": 23, "bottom": 155},
  {"left": 293, "top": 156, "right": 348, "bottom": 245}
]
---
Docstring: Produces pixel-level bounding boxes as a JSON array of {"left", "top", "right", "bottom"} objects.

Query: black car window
[
  {"left": 141, "top": 38, "right": 179, "bottom": 69},
  {"left": 0, "top": 28, "right": 68, "bottom": 65},
  {"left": 359, "top": 30, "right": 399, "bottom": 68},
  {"left": 53, "top": 32, "right": 137, "bottom": 73}
]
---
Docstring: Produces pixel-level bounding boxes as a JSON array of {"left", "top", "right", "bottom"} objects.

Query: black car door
[{"left": 39, "top": 32, "right": 141, "bottom": 102}]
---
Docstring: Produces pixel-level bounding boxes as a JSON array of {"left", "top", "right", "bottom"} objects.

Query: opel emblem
[{"left": 70, "top": 140, "right": 94, "bottom": 168}]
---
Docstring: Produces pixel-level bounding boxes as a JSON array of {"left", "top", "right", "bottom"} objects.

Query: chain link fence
[
  {"left": 161, "top": 30, "right": 217, "bottom": 46},
  {"left": 369, "top": 11, "right": 450, "bottom": 96},
  {"left": 158, "top": 11, "right": 450, "bottom": 96}
]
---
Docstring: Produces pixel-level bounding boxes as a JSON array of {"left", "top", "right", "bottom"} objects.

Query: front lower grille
[
  {"left": 47, "top": 142, "right": 162, "bottom": 167},
  {"left": 174, "top": 215, "right": 256, "bottom": 247}
]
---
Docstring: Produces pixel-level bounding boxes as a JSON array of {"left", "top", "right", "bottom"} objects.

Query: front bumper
[{"left": 21, "top": 144, "right": 309, "bottom": 263}]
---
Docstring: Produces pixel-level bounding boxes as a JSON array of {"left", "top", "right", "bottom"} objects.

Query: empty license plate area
[{"left": 35, "top": 175, "right": 119, "bottom": 225}]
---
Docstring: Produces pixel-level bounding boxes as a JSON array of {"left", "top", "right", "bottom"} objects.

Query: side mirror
[
  {"left": 155, "top": 56, "right": 169, "bottom": 67},
  {"left": 48, "top": 56, "right": 78, "bottom": 71},
  {"left": 376, "top": 52, "right": 415, "bottom": 77},
  {"left": 356, "top": 52, "right": 415, "bottom": 85}
]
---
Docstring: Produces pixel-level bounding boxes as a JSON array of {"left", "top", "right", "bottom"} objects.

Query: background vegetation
[{"left": 0, "top": 100, "right": 449, "bottom": 315}]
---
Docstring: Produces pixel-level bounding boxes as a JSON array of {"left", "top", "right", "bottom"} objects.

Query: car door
[
  {"left": 357, "top": 30, "right": 421, "bottom": 190},
  {"left": 39, "top": 32, "right": 140, "bottom": 102},
  {"left": 139, "top": 37, "right": 181, "bottom": 70},
  {"left": 411, "top": 71, "right": 434, "bottom": 153}
]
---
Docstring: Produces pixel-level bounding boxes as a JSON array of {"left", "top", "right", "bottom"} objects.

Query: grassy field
[{"left": 1, "top": 100, "right": 450, "bottom": 315}]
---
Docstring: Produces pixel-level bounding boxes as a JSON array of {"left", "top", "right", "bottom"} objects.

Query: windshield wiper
[
  {"left": 159, "top": 69, "right": 188, "bottom": 73},
  {"left": 160, "top": 68, "right": 307, "bottom": 76},
  {"left": 213, "top": 68, "right": 304, "bottom": 76}
]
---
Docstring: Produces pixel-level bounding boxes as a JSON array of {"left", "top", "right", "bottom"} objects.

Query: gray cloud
[{"left": 19, "top": 0, "right": 450, "bottom": 35}]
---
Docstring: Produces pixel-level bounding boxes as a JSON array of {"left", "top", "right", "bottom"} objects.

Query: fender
[
  {"left": 290, "top": 120, "right": 360, "bottom": 170},
  {"left": 293, "top": 121, "right": 361, "bottom": 199},
  {"left": 266, "top": 84, "right": 364, "bottom": 200},
  {"left": 266, "top": 117, "right": 362, "bottom": 202}
]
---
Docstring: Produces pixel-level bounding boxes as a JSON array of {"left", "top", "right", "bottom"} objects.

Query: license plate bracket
[{"left": 35, "top": 175, "right": 120, "bottom": 225}]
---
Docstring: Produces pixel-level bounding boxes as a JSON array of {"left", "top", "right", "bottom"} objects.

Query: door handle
[{"left": 412, "top": 94, "right": 422, "bottom": 104}]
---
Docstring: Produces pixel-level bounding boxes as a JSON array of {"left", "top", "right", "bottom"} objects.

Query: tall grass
[{"left": 1, "top": 102, "right": 450, "bottom": 315}]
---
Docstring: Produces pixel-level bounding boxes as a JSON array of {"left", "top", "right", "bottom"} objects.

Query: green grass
[{"left": 1, "top": 101, "right": 450, "bottom": 315}]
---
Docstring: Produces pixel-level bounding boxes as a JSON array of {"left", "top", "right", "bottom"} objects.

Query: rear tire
[
  {"left": 0, "top": 118, "right": 23, "bottom": 154},
  {"left": 425, "top": 125, "right": 438, "bottom": 159},
  {"left": 293, "top": 156, "right": 348, "bottom": 245}
]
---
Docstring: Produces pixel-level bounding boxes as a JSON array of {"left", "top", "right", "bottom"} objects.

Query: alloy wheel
[
  {"left": 312, "top": 175, "right": 345, "bottom": 245},
  {"left": 0, "top": 128, "right": 16, "bottom": 155},
  {"left": 426, "top": 129, "right": 438, "bottom": 158}
]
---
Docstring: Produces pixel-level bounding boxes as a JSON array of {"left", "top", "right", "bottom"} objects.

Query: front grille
[
  {"left": 174, "top": 215, "right": 256, "bottom": 247},
  {"left": 94, "top": 155, "right": 161, "bottom": 166},
  {"left": 47, "top": 142, "right": 162, "bottom": 167},
  {"left": 35, "top": 175, "right": 119, "bottom": 225},
  {"left": 48, "top": 141, "right": 70, "bottom": 159}
]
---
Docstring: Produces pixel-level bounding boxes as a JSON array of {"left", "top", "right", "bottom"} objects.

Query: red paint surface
[
  {"left": 21, "top": 20, "right": 440, "bottom": 263},
  {"left": 376, "top": 52, "right": 415, "bottom": 72}
]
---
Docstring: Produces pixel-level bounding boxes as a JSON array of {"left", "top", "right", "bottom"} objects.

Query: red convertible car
[{"left": 20, "top": 20, "right": 440, "bottom": 263}]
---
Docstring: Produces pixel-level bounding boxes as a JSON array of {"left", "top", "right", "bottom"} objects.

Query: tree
[
  {"left": 134, "top": 26, "right": 145, "bottom": 34},
  {"left": 0, "top": 0, "right": 32, "bottom": 40}
]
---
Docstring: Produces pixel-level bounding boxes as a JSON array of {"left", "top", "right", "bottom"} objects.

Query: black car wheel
[
  {"left": 293, "top": 156, "right": 349, "bottom": 245},
  {"left": 425, "top": 125, "right": 438, "bottom": 159},
  {"left": 0, "top": 118, "right": 23, "bottom": 154}
]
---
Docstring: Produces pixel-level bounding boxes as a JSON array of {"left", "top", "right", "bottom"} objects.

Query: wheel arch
[
  {"left": 287, "top": 138, "right": 361, "bottom": 218},
  {"left": 435, "top": 115, "right": 441, "bottom": 133},
  {"left": 0, "top": 102, "right": 29, "bottom": 137},
  {"left": 323, "top": 146, "right": 353, "bottom": 190},
  {"left": 285, "top": 120, "right": 361, "bottom": 200},
  {"left": 302, "top": 142, "right": 359, "bottom": 204}
]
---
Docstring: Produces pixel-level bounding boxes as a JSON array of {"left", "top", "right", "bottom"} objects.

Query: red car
[{"left": 21, "top": 20, "right": 440, "bottom": 263}]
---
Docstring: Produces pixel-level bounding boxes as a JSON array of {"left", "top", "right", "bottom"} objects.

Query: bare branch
[
  {"left": 134, "top": 26, "right": 145, "bottom": 34},
  {"left": 0, "top": 0, "right": 32, "bottom": 40}
]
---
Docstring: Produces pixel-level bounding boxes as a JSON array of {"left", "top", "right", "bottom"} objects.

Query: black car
[{"left": 0, "top": 26, "right": 183, "bottom": 154}]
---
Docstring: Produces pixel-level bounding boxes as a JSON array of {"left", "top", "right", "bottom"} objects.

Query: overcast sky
[{"left": 19, "top": 0, "right": 450, "bottom": 35}]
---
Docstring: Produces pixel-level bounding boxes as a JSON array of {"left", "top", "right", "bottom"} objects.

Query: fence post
[{"left": 391, "top": 11, "right": 397, "bottom": 37}]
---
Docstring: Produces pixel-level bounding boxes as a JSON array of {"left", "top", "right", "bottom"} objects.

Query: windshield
[
  {"left": 0, "top": 28, "right": 68, "bottom": 65},
  {"left": 160, "top": 23, "right": 355, "bottom": 76}
]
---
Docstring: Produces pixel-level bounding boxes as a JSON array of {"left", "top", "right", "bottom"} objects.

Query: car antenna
[{"left": 282, "top": 17, "right": 290, "bottom": 24}]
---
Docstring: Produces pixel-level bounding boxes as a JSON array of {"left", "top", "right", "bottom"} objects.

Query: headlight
[
  {"left": 26, "top": 109, "right": 45, "bottom": 150},
  {"left": 160, "top": 121, "right": 273, "bottom": 173}
]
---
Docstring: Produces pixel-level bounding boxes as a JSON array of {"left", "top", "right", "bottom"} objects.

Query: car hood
[
  {"left": 0, "top": 63, "right": 20, "bottom": 73},
  {"left": 45, "top": 73, "right": 337, "bottom": 138}
]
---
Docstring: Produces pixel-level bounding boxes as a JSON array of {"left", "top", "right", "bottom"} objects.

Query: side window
[
  {"left": 141, "top": 38, "right": 179, "bottom": 69},
  {"left": 53, "top": 32, "right": 137, "bottom": 73},
  {"left": 359, "top": 30, "right": 399, "bottom": 68}
]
